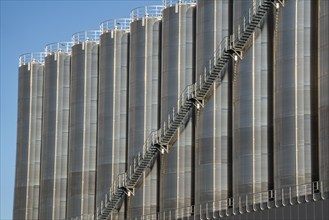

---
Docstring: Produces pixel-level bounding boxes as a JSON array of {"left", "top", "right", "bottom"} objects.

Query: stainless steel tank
[
  {"left": 160, "top": 1, "right": 196, "bottom": 217},
  {"left": 97, "top": 18, "right": 130, "bottom": 219},
  {"left": 232, "top": 0, "right": 272, "bottom": 208},
  {"left": 318, "top": 0, "right": 329, "bottom": 197},
  {"left": 127, "top": 5, "right": 163, "bottom": 218},
  {"left": 273, "top": 0, "right": 313, "bottom": 198},
  {"left": 66, "top": 30, "right": 100, "bottom": 219},
  {"left": 13, "top": 53, "right": 45, "bottom": 220},
  {"left": 195, "top": 0, "right": 230, "bottom": 214},
  {"left": 39, "top": 43, "right": 71, "bottom": 220}
]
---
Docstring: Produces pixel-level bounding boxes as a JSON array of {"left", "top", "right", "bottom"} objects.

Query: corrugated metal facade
[
  {"left": 39, "top": 50, "right": 71, "bottom": 219},
  {"left": 97, "top": 19, "right": 130, "bottom": 219},
  {"left": 13, "top": 1, "right": 329, "bottom": 219},
  {"left": 66, "top": 36, "right": 99, "bottom": 218},
  {"left": 160, "top": 2, "right": 196, "bottom": 217}
]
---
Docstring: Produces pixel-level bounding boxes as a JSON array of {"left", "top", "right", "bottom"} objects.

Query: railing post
[
  {"left": 243, "top": 17, "right": 246, "bottom": 32},
  {"left": 204, "top": 67, "right": 207, "bottom": 82},
  {"left": 187, "top": 86, "right": 190, "bottom": 100}
]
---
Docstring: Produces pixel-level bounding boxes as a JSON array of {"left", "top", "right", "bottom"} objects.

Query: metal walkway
[{"left": 96, "top": 0, "right": 287, "bottom": 219}]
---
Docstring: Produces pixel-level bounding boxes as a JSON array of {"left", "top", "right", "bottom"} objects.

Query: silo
[
  {"left": 195, "top": 0, "right": 231, "bottom": 215},
  {"left": 97, "top": 18, "right": 130, "bottom": 219},
  {"left": 127, "top": 5, "right": 163, "bottom": 218},
  {"left": 232, "top": 0, "right": 272, "bottom": 209},
  {"left": 160, "top": 0, "right": 196, "bottom": 217},
  {"left": 273, "top": 0, "right": 313, "bottom": 199},
  {"left": 318, "top": 0, "right": 329, "bottom": 198},
  {"left": 39, "top": 43, "right": 71, "bottom": 220},
  {"left": 13, "top": 53, "right": 45, "bottom": 219},
  {"left": 67, "top": 30, "right": 100, "bottom": 219}
]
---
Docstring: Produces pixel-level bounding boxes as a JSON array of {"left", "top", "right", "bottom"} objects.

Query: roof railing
[
  {"left": 72, "top": 30, "right": 101, "bottom": 44},
  {"left": 130, "top": 5, "right": 165, "bottom": 21},
  {"left": 45, "top": 42, "right": 73, "bottom": 54},
  {"left": 100, "top": 18, "right": 131, "bottom": 33},
  {"left": 19, "top": 52, "right": 47, "bottom": 66},
  {"left": 163, "top": 0, "right": 197, "bottom": 7}
]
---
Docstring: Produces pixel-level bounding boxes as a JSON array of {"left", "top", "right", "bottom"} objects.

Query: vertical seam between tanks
[
  {"left": 81, "top": 43, "right": 87, "bottom": 215},
  {"left": 213, "top": 86, "right": 216, "bottom": 201},
  {"left": 143, "top": 19, "right": 147, "bottom": 217},
  {"left": 177, "top": 6, "right": 181, "bottom": 211},
  {"left": 52, "top": 55, "right": 60, "bottom": 219},
  {"left": 26, "top": 65, "right": 33, "bottom": 219},
  {"left": 295, "top": 0, "right": 299, "bottom": 189},
  {"left": 213, "top": 1, "right": 217, "bottom": 204},
  {"left": 112, "top": 32, "right": 117, "bottom": 184},
  {"left": 252, "top": 33, "right": 256, "bottom": 197}
]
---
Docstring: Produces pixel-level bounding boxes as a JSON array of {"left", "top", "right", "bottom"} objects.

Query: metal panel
[
  {"left": 232, "top": 0, "right": 271, "bottom": 207},
  {"left": 195, "top": 0, "right": 230, "bottom": 212},
  {"left": 39, "top": 52, "right": 71, "bottom": 219},
  {"left": 127, "top": 16, "right": 161, "bottom": 218},
  {"left": 97, "top": 28, "right": 129, "bottom": 219},
  {"left": 13, "top": 62, "right": 44, "bottom": 220},
  {"left": 14, "top": 64, "right": 32, "bottom": 220},
  {"left": 160, "top": 3, "right": 196, "bottom": 217},
  {"left": 67, "top": 42, "right": 99, "bottom": 218},
  {"left": 273, "top": 0, "right": 313, "bottom": 196},
  {"left": 318, "top": 0, "right": 329, "bottom": 197}
]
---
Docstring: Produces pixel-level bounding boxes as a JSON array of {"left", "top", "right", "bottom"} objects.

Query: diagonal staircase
[{"left": 94, "top": 1, "right": 288, "bottom": 219}]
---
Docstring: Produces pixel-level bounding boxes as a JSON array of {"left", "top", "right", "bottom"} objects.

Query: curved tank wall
[
  {"left": 232, "top": 0, "right": 272, "bottom": 208},
  {"left": 160, "top": 3, "right": 196, "bottom": 217},
  {"left": 39, "top": 53, "right": 71, "bottom": 219},
  {"left": 14, "top": 64, "right": 30, "bottom": 220},
  {"left": 195, "top": 0, "right": 231, "bottom": 213},
  {"left": 318, "top": 0, "right": 329, "bottom": 196},
  {"left": 127, "top": 16, "right": 161, "bottom": 218},
  {"left": 273, "top": 0, "right": 313, "bottom": 197},
  {"left": 67, "top": 42, "right": 99, "bottom": 218},
  {"left": 97, "top": 29, "right": 129, "bottom": 219},
  {"left": 13, "top": 62, "right": 44, "bottom": 220}
]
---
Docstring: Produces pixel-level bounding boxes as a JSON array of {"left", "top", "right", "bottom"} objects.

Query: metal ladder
[{"left": 96, "top": 1, "right": 287, "bottom": 219}]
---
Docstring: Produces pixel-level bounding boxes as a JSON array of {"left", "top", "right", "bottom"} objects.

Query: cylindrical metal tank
[
  {"left": 39, "top": 43, "right": 71, "bottom": 220},
  {"left": 127, "top": 5, "right": 163, "bottom": 218},
  {"left": 97, "top": 18, "right": 130, "bottom": 219},
  {"left": 195, "top": 0, "right": 231, "bottom": 214},
  {"left": 66, "top": 30, "right": 100, "bottom": 219},
  {"left": 318, "top": 0, "right": 329, "bottom": 197},
  {"left": 232, "top": 0, "right": 272, "bottom": 208},
  {"left": 160, "top": 0, "right": 196, "bottom": 217},
  {"left": 13, "top": 52, "right": 45, "bottom": 220},
  {"left": 273, "top": 0, "right": 313, "bottom": 198}
]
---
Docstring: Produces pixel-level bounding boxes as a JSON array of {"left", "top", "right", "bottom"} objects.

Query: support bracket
[
  {"left": 192, "top": 98, "right": 204, "bottom": 110},
  {"left": 230, "top": 48, "right": 243, "bottom": 61},
  {"left": 155, "top": 143, "right": 168, "bottom": 154},
  {"left": 272, "top": 0, "right": 285, "bottom": 8},
  {"left": 122, "top": 187, "right": 135, "bottom": 197}
]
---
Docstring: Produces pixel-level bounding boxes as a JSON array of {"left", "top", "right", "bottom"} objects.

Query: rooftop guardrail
[
  {"left": 19, "top": 52, "right": 47, "bottom": 66},
  {"left": 130, "top": 5, "right": 165, "bottom": 21},
  {"left": 72, "top": 30, "right": 101, "bottom": 44},
  {"left": 45, "top": 42, "right": 73, "bottom": 54},
  {"left": 163, "top": 0, "right": 197, "bottom": 7},
  {"left": 100, "top": 18, "right": 131, "bottom": 33}
]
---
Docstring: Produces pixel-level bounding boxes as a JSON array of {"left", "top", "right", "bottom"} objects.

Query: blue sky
[{"left": 0, "top": 0, "right": 161, "bottom": 219}]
